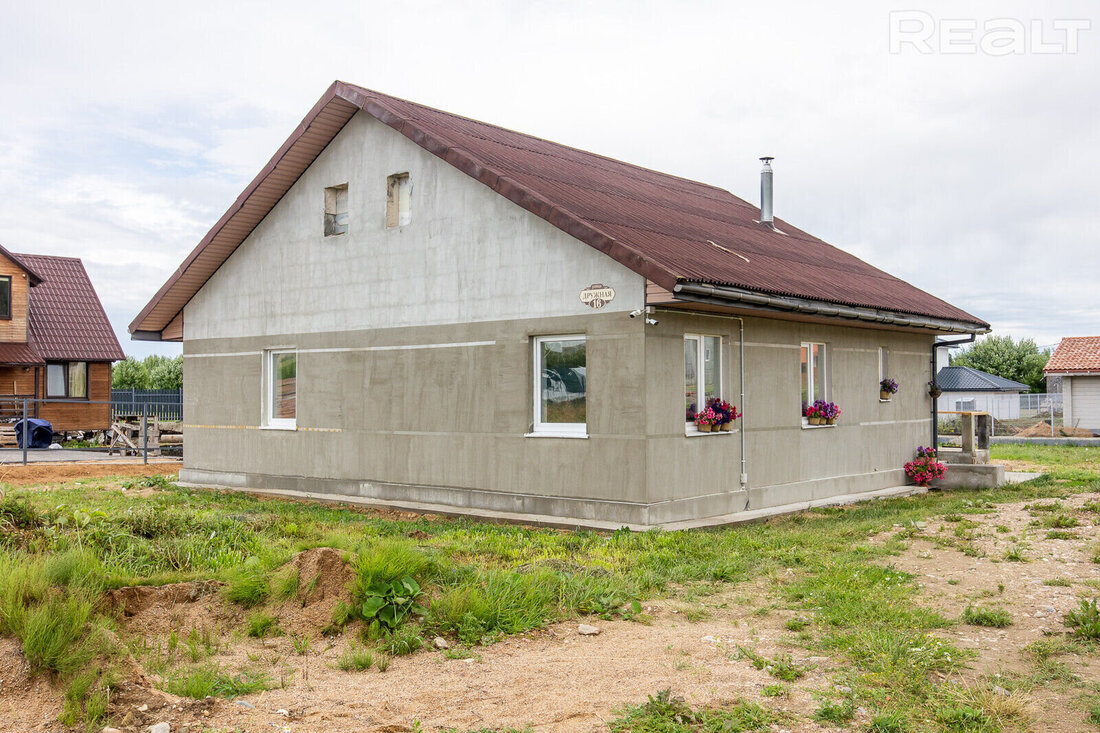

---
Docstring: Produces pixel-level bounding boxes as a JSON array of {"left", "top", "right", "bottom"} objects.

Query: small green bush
[
  {"left": 359, "top": 576, "right": 422, "bottom": 629},
  {"left": 1065, "top": 598, "right": 1100, "bottom": 639},
  {"left": 815, "top": 699, "right": 855, "bottom": 725}
]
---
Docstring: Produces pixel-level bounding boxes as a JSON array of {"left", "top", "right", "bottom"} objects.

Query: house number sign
[{"left": 579, "top": 283, "right": 615, "bottom": 309}]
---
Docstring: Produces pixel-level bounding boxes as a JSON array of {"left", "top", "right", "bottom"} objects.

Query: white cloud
[{"left": 0, "top": 0, "right": 1096, "bottom": 358}]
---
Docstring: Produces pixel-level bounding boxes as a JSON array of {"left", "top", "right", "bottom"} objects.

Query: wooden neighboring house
[
  {"left": 1044, "top": 337, "right": 1100, "bottom": 434},
  {"left": 934, "top": 365, "right": 1029, "bottom": 420},
  {"left": 0, "top": 245, "right": 125, "bottom": 432}
]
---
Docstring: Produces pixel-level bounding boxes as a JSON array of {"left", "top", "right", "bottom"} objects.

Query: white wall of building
[
  {"left": 185, "top": 111, "right": 645, "bottom": 341},
  {"left": 937, "top": 391, "right": 1022, "bottom": 420}
]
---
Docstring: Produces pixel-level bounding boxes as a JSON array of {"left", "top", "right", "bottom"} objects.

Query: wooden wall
[
  {"left": 0, "top": 365, "right": 36, "bottom": 396},
  {"left": 37, "top": 362, "right": 112, "bottom": 431},
  {"left": 0, "top": 252, "right": 30, "bottom": 342}
]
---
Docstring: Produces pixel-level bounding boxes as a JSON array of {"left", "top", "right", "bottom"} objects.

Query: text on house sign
[{"left": 579, "top": 284, "right": 616, "bottom": 309}]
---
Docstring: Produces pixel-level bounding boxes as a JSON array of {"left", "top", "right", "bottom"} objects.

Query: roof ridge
[{"left": 339, "top": 82, "right": 734, "bottom": 197}]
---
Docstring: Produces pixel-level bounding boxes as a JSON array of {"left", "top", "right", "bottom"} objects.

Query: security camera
[
  {"left": 645, "top": 317, "right": 659, "bottom": 326},
  {"left": 628, "top": 309, "right": 643, "bottom": 318}
]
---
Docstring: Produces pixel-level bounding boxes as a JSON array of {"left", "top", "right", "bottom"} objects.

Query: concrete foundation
[{"left": 936, "top": 463, "right": 1005, "bottom": 490}]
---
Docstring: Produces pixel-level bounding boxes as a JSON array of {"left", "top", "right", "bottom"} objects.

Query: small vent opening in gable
[
  {"left": 324, "top": 184, "right": 348, "bottom": 236},
  {"left": 386, "top": 173, "right": 411, "bottom": 228}
]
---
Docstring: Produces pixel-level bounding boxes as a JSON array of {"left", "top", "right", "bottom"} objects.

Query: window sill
[
  {"left": 879, "top": 398, "right": 893, "bottom": 403},
  {"left": 801, "top": 423, "right": 837, "bottom": 430},
  {"left": 260, "top": 424, "right": 297, "bottom": 431},
  {"left": 525, "top": 431, "right": 589, "bottom": 439},
  {"left": 685, "top": 428, "right": 740, "bottom": 437}
]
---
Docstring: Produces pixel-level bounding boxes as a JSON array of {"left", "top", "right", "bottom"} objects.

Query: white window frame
[
  {"left": 263, "top": 348, "right": 297, "bottom": 430},
  {"left": 530, "top": 334, "right": 587, "bottom": 438},
  {"left": 801, "top": 341, "right": 828, "bottom": 425},
  {"left": 685, "top": 333, "right": 724, "bottom": 435}
]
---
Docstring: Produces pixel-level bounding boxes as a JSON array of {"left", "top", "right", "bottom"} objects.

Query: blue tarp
[{"left": 13, "top": 418, "right": 53, "bottom": 449}]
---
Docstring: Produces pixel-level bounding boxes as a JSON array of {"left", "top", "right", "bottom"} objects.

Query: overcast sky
[{"left": 0, "top": 0, "right": 1095, "bottom": 357}]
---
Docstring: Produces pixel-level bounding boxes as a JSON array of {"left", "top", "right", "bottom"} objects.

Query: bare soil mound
[
  {"left": 276, "top": 547, "right": 353, "bottom": 636},
  {"left": 106, "top": 579, "right": 237, "bottom": 635},
  {"left": 0, "top": 637, "right": 64, "bottom": 730},
  {"left": 1017, "top": 421, "right": 1095, "bottom": 438}
]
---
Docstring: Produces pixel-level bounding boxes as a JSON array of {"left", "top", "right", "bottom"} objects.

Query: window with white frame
[
  {"left": 265, "top": 349, "right": 297, "bottom": 428},
  {"left": 533, "top": 335, "right": 586, "bottom": 435},
  {"left": 685, "top": 334, "right": 722, "bottom": 428},
  {"left": 878, "top": 346, "right": 889, "bottom": 383},
  {"left": 800, "top": 342, "right": 827, "bottom": 419}
]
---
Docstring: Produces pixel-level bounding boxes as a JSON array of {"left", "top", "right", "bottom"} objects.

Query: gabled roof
[
  {"left": 0, "top": 242, "right": 45, "bottom": 285},
  {"left": 130, "top": 81, "right": 989, "bottom": 339},
  {"left": 936, "top": 365, "right": 1029, "bottom": 392},
  {"left": 1045, "top": 337, "right": 1100, "bottom": 374},
  {"left": 17, "top": 254, "right": 125, "bottom": 362}
]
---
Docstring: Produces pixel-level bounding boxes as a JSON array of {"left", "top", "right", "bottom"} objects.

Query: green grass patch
[
  {"left": 962, "top": 605, "right": 1013, "bottom": 628},
  {"left": 163, "top": 663, "right": 271, "bottom": 698},
  {"left": 336, "top": 642, "right": 374, "bottom": 672},
  {"left": 608, "top": 689, "right": 775, "bottom": 732}
]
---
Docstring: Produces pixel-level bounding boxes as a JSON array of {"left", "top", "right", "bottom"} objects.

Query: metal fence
[
  {"left": 938, "top": 392, "right": 1066, "bottom": 437},
  {"left": 0, "top": 397, "right": 181, "bottom": 465},
  {"left": 111, "top": 389, "right": 182, "bottom": 421}
]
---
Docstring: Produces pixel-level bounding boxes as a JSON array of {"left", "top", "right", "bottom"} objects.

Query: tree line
[
  {"left": 949, "top": 335, "right": 1051, "bottom": 393},
  {"left": 111, "top": 355, "right": 183, "bottom": 390}
]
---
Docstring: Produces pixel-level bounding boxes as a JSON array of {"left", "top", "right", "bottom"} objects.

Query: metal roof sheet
[
  {"left": 0, "top": 342, "right": 44, "bottom": 365},
  {"left": 17, "top": 254, "right": 125, "bottom": 362},
  {"left": 936, "top": 365, "right": 1030, "bottom": 392}
]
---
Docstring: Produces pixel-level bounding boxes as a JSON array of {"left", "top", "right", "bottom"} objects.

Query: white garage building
[
  {"left": 1045, "top": 337, "right": 1100, "bottom": 435},
  {"left": 935, "top": 365, "right": 1029, "bottom": 420}
]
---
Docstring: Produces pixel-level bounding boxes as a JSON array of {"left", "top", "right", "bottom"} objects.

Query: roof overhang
[
  {"left": 671, "top": 281, "right": 990, "bottom": 335},
  {"left": 1046, "top": 371, "right": 1100, "bottom": 377}
]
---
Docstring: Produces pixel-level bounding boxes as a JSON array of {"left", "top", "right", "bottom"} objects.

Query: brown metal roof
[
  {"left": 17, "top": 254, "right": 125, "bottom": 362},
  {"left": 131, "top": 81, "right": 989, "bottom": 338},
  {"left": 1045, "top": 337, "right": 1100, "bottom": 374},
  {"left": 0, "top": 341, "right": 44, "bottom": 366}
]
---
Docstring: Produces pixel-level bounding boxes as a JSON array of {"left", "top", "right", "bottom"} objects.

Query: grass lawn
[{"left": 1, "top": 446, "right": 1099, "bottom": 730}]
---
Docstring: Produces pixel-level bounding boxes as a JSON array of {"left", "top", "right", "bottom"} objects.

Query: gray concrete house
[
  {"left": 1045, "top": 337, "right": 1100, "bottom": 434},
  {"left": 131, "top": 81, "right": 990, "bottom": 528}
]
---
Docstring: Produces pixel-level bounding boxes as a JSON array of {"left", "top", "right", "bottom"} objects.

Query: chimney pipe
[{"left": 759, "top": 156, "right": 774, "bottom": 227}]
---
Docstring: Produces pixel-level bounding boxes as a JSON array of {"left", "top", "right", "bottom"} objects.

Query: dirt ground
[
  {"left": 0, "top": 461, "right": 178, "bottom": 487},
  {"left": 877, "top": 493, "right": 1100, "bottom": 733},
  {"left": 98, "top": 582, "right": 843, "bottom": 733},
  {"left": 4, "top": 465, "right": 1100, "bottom": 731}
]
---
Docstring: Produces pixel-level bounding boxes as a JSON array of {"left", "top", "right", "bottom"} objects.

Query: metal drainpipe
[
  {"left": 653, "top": 309, "right": 749, "bottom": 496},
  {"left": 931, "top": 334, "right": 977, "bottom": 449}
]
